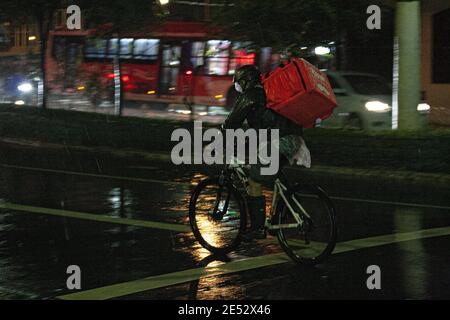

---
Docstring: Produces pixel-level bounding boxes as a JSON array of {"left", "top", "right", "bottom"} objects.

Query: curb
[{"left": 1, "top": 137, "right": 450, "bottom": 187}]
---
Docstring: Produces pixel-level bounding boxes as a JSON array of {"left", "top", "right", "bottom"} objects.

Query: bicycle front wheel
[
  {"left": 276, "top": 183, "right": 337, "bottom": 265},
  {"left": 189, "top": 177, "right": 246, "bottom": 255}
]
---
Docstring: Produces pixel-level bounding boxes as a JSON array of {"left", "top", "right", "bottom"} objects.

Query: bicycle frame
[
  {"left": 267, "top": 179, "right": 307, "bottom": 230},
  {"left": 226, "top": 163, "right": 310, "bottom": 231}
]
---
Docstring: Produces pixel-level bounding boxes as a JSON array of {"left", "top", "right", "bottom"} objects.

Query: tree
[
  {"left": 214, "top": 0, "right": 337, "bottom": 51},
  {"left": 2, "top": 0, "right": 64, "bottom": 109},
  {"left": 214, "top": 0, "right": 394, "bottom": 76}
]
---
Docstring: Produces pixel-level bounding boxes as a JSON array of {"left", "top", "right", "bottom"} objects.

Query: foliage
[{"left": 214, "top": 0, "right": 393, "bottom": 51}]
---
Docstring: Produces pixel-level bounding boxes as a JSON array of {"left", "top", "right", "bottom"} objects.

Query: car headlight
[
  {"left": 365, "top": 101, "right": 391, "bottom": 112},
  {"left": 417, "top": 103, "right": 430, "bottom": 112},
  {"left": 17, "top": 82, "right": 33, "bottom": 93}
]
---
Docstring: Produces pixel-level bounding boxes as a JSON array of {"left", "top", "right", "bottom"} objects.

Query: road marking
[
  {"left": 329, "top": 195, "right": 450, "bottom": 211},
  {"left": 0, "top": 163, "right": 190, "bottom": 187},
  {"left": 57, "top": 225, "right": 450, "bottom": 300},
  {"left": 2, "top": 163, "right": 450, "bottom": 211},
  {"left": 299, "top": 193, "right": 450, "bottom": 211},
  {"left": 0, "top": 202, "right": 190, "bottom": 233}
]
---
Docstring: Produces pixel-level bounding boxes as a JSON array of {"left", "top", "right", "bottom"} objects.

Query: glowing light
[
  {"left": 77, "top": 86, "right": 85, "bottom": 91},
  {"left": 14, "top": 100, "right": 25, "bottom": 105},
  {"left": 28, "top": 36, "right": 37, "bottom": 41},
  {"left": 214, "top": 94, "right": 223, "bottom": 99},
  {"left": 186, "top": 70, "right": 193, "bottom": 75},
  {"left": 121, "top": 75, "right": 130, "bottom": 82},
  {"left": 314, "top": 46, "right": 331, "bottom": 55},
  {"left": 17, "top": 83, "right": 33, "bottom": 93},
  {"left": 365, "top": 101, "right": 391, "bottom": 112},
  {"left": 159, "top": 0, "right": 169, "bottom": 4},
  {"left": 147, "top": 90, "right": 156, "bottom": 95},
  {"left": 176, "top": 110, "right": 191, "bottom": 115},
  {"left": 417, "top": 103, "right": 430, "bottom": 111}
]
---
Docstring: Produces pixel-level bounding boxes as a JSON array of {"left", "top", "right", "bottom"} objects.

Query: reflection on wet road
[{"left": 1, "top": 146, "right": 450, "bottom": 300}]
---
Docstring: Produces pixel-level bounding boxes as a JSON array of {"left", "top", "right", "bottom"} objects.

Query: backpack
[{"left": 262, "top": 58, "right": 337, "bottom": 128}]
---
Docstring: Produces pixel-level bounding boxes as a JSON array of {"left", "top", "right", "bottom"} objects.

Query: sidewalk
[{"left": 46, "top": 93, "right": 227, "bottom": 124}]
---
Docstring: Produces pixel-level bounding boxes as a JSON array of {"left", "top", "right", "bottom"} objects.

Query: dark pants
[{"left": 249, "top": 155, "right": 289, "bottom": 187}]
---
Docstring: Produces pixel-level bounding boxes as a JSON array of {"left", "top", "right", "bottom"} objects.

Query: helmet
[{"left": 233, "top": 65, "right": 261, "bottom": 93}]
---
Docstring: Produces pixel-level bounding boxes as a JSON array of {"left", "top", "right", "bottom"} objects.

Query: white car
[{"left": 322, "top": 71, "right": 394, "bottom": 130}]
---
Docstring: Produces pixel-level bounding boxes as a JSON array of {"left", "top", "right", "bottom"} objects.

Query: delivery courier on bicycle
[{"left": 222, "top": 64, "right": 310, "bottom": 242}]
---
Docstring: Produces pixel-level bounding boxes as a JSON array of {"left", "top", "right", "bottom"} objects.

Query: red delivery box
[{"left": 262, "top": 58, "right": 337, "bottom": 128}]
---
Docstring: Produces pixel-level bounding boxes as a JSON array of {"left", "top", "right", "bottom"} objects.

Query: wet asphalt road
[{"left": 0, "top": 143, "right": 450, "bottom": 300}]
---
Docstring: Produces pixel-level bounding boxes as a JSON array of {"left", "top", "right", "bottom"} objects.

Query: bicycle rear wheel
[
  {"left": 276, "top": 183, "right": 337, "bottom": 265},
  {"left": 189, "top": 177, "right": 246, "bottom": 255}
]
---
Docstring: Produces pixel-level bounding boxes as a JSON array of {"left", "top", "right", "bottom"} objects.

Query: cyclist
[{"left": 222, "top": 64, "right": 307, "bottom": 241}]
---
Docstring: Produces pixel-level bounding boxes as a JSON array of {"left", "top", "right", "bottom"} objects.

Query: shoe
[
  {"left": 241, "top": 230, "right": 256, "bottom": 242},
  {"left": 252, "top": 227, "right": 267, "bottom": 239}
]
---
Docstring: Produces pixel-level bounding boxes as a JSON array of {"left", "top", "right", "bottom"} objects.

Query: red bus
[{"left": 47, "top": 21, "right": 271, "bottom": 109}]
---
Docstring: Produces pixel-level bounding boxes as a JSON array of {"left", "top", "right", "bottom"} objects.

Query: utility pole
[{"left": 394, "top": 0, "right": 424, "bottom": 130}]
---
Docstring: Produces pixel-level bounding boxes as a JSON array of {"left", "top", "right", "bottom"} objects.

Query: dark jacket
[{"left": 223, "top": 85, "right": 303, "bottom": 137}]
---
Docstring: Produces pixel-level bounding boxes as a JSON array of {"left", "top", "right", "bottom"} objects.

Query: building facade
[
  {"left": 0, "top": 10, "right": 67, "bottom": 57},
  {"left": 421, "top": 0, "right": 450, "bottom": 126}
]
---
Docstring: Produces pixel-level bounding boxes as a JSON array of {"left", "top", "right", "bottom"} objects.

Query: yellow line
[
  {"left": 57, "top": 225, "right": 450, "bottom": 300},
  {"left": 333, "top": 226, "right": 450, "bottom": 253},
  {"left": 58, "top": 253, "right": 290, "bottom": 300},
  {"left": 0, "top": 202, "right": 190, "bottom": 233}
]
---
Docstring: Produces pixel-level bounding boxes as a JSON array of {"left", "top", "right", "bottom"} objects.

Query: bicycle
[{"left": 189, "top": 160, "right": 338, "bottom": 265}]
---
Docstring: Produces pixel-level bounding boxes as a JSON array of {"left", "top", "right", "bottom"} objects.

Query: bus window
[
  {"left": 205, "top": 40, "right": 230, "bottom": 75},
  {"left": 190, "top": 41, "right": 205, "bottom": 71},
  {"left": 107, "top": 38, "right": 119, "bottom": 58},
  {"left": 160, "top": 44, "right": 182, "bottom": 95},
  {"left": 120, "top": 38, "right": 133, "bottom": 59},
  {"left": 229, "top": 42, "right": 255, "bottom": 75},
  {"left": 84, "top": 38, "right": 107, "bottom": 59},
  {"left": 133, "top": 39, "right": 159, "bottom": 61}
]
